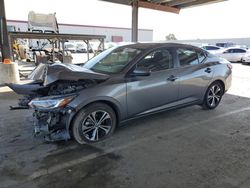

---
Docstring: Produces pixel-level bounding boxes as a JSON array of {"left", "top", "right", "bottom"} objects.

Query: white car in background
[
  {"left": 201, "top": 45, "right": 222, "bottom": 54},
  {"left": 217, "top": 47, "right": 249, "bottom": 62},
  {"left": 242, "top": 53, "right": 250, "bottom": 64},
  {"left": 64, "top": 43, "right": 77, "bottom": 53},
  {"left": 75, "top": 42, "right": 87, "bottom": 53}
]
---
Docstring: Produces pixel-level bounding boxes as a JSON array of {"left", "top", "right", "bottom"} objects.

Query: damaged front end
[
  {"left": 30, "top": 95, "right": 76, "bottom": 141},
  {"left": 7, "top": 62, "right": 109, "bottom": 142}
]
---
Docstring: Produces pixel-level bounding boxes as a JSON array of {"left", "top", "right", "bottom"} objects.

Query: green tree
[{"left": 165, "top": 33, "right": 177, "bottom": 41}]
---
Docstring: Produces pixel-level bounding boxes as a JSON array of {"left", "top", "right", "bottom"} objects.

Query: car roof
[
  {"left": 203, "top": 45, "right": 220, "bottom": 47},
  {"left": 119, "top": 42, "right": 202, "bottom": 50},
  {"left": 224, "top": 47, "right": 246, "bottom": 50}
]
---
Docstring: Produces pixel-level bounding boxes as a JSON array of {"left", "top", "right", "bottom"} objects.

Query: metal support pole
[
  {"left": 84, "top": 40, "right": 90, "bottom": 60},
  {"left": 101, "top": 38, "right": 105, "bottom": 51},
  {"left": 132, "top": 0, "right": 138, "bottom": 42},
  {"left": 8, "top": 35, "right": 13, "bottom": 61},
  {"left": 0, "top": 0, "right": 11, "bottom": 61},
  {"left": 62, "top": 40, "right": 65, "bottom": 63},
  {"left": 97, "top": 39, "right": 104, "bottom": 53},
  {"left": 52, "top": 41, "right": 55, "bottom": 62}
]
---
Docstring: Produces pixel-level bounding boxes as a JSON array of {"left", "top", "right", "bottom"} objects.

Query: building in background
[{"left": 7, "top": 20, "right": 153, "bottom": 42}]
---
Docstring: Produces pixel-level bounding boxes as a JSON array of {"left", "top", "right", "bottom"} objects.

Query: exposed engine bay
[
  {"left": 7, "top": 62, "right": 109, "bottom": 141},
  {"left": 48, "top": 80, "right": 94, "bottom": 95}
]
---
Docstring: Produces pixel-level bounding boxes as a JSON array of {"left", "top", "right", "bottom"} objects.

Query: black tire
[
  {"left": 72, "top": 103, "right": 117, "bottom": 144},
  {"left": 202, "top": 81, "right": 224, "bottom": 110},
  {"left": 241, "top": 58, "right": 246, "bottom": 64}
]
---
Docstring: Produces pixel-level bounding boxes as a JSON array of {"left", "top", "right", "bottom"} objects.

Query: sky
[{"left": 4, "top": 0, "right": 250, "bottom": 40}]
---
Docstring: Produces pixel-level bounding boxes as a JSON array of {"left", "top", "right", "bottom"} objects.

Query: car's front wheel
[
  {"left": 72, "top": 103, "right": 117, "bottom": 144},
  {"left": 202, "top": 82, "right": 224, "bottom": 110}
]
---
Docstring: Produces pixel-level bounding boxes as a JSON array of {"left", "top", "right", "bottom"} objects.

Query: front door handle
[
  {"left": 205, "top": 67, "right": 212, "bottom": 73},
  {"left": 167, "top": 75, "right": 178, "bottom": 82}
]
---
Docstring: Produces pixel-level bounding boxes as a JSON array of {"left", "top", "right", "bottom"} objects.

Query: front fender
[
  {"left": 65, "top": 96, "right": 124, "bottom": 134},
  {"left": 67, "top": 84, "right": 127, "bottom": 121}
]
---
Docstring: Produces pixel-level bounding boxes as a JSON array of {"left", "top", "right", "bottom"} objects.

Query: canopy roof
[{"left": 100, "top": 0, "right": 227, "bottom": 14}]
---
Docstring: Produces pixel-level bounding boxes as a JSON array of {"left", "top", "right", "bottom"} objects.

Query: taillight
[{"left": 227, "top": 64, "right": 233, "bottom": 70}]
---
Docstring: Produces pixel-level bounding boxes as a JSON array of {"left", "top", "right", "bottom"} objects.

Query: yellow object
[{"left": 3, "top": 59, "right": 11, "bottom": 64}]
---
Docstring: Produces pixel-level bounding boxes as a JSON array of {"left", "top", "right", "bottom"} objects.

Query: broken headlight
[{"left": 28, "top": 95, "right": 76, "bottom": 110}]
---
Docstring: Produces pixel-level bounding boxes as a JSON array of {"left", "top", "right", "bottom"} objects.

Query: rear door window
[
  {"left": 206, "top": 46, "right": 220, "bottom": 50},
  {"left": 234, "top": 49, "right": 246, "bottom": 53},
  {"left": 177, "top": 48, "right": 200, "bottom": 67},
  {"left": 197, "top": 50, "right": 206, "bottom": 63},
  {"left": 224, "top": 49, "right": 233, "bottom": 53}
]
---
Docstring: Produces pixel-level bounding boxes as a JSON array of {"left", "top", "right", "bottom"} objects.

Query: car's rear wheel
[
  {"left": 72, "top": 103, "right": 116, "bottom": 144},
  {"left": 202, "top": 82, "right": 224, "bottom": 110}
]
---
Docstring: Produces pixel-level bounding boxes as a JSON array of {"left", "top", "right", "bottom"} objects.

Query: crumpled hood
[{"left": 28, "top": 62, "right": 110, "bottom": 86}]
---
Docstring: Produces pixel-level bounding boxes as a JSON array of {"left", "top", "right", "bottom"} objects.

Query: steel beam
[
  {"left": 177, "top": 0, "right": 226, "bottom": 8},
  {"left": 0, "top": 0, "right": 11, "bottom": 61},
  {"left": 167, "top": 0, "right": 196, "bottom": 6},
  {"left": 8, "top": 32, "right": 106, "bottom": 41},
  {"left": 138, "top": 1, "right": 180, "bottom": 14}
]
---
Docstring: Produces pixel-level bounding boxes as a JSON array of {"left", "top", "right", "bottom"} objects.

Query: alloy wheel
[
  {"left": 81, "top": 110, "right": 112, "bottom": 141},
  {"left": 207, "top": 84, "right": 222, "bottom": 107}
]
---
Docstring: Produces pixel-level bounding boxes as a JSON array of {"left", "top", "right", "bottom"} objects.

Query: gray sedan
[{"left": 9, "top": 43, "right": 232, "bottom": 144}]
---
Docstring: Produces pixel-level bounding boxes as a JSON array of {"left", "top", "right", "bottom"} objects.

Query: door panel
[
  {"left": 234, "top": 52, "right": 245, "bottom": 61},
  {"left": 126, "top": 47, "right": 179, "bottom": 117},
  {"left": 234, "top": 53, "right": 241, "bottom": 61},
  {"left": 177, "top": 63, "right": 213, "bottom": 101},
  {"left": 221, "top": 53, "right": 232, "bottom": 61},
  {"left": 176, "top": 48, "right": 213, "bottom": 102},
  {"left": 126, "top": 69, "right": 179, "bottom": 117}
]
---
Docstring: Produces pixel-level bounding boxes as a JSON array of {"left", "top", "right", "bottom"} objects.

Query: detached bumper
[{"left": 33, "top": 107, "right": 75, "bottom": 141}]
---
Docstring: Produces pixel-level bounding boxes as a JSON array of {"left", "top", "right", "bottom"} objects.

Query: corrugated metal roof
[{"left": 100, "top": 0, "right": 227, "bottom": 13}]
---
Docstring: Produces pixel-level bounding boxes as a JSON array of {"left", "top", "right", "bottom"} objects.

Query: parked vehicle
[
  {"left": 217, "top": 47, "right": 248, "bottom": 62},
  {"left": 7, "top": 43, "right": 232, "bottom": 144},
  {"left": 216, "top": 42, "right": 235, "bottom": 48},
  {"left": 241, "top": 53, "right": 250, "bottom": 65},
  {"left": 64, "top": 43, "right": 77, "bottom": 53},
  {"left": 28, "top": 11, "right": 59, "bottom": 50},
  {"left": 201, "top": 45, "right": 222, "bottom": 54},
  {"left": 75, "top": 42, "right": 87, "bottom": 53}
]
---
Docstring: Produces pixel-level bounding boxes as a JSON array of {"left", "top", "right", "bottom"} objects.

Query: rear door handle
[
  {"left": 205, "top": 67, "right": 212, "bottom": 73},
  {"left": 167, "top": 75, "right": 178, "bottom": 82}
]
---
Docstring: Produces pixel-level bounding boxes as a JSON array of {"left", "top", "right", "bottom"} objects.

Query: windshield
[{"left": 83, "top": 46, "right": 142, "bottom": 74}]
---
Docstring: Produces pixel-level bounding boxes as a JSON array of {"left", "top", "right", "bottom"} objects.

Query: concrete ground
[{"left": 1, "top": 63, "right": 250, "bottom": 188}]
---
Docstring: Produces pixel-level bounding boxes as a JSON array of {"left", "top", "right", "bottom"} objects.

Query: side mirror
[
  {"left": 223, "top": 51, "right": 228, "bottom": 54},
  {"left": 130, "top": 67, "right": 151, "bottom": 77}
]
